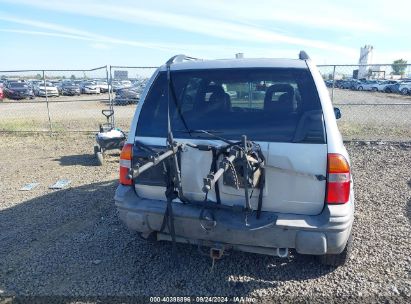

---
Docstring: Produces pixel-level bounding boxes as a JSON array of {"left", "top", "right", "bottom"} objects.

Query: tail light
[
  {"left": 119, "top": 143, "right": 133, "bottom": 185},
  {"left": 326, "top": 153, "right": 350, "bottom": 204}
]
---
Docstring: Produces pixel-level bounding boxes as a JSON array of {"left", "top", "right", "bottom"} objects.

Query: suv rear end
[{"left": 115, "top": 53, "right": 354, "bottom": 266}]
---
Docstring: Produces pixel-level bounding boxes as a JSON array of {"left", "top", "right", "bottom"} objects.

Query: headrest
[
  {"left": 264, "top": 84, "right": 295, "bottom": 114},
  {"left": 264, "top": 84, "right": 294, "bottom": 104}
]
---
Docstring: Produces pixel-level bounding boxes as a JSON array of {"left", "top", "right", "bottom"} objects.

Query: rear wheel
[
  {"left": 358, "top": 86, "right": 363, "bottom": 91},
  {"left": 318, "top": 234, "right": 352, "bottom": 267},
  {"left": 371, "top": 87, "right": 378, "bottom": 92}
]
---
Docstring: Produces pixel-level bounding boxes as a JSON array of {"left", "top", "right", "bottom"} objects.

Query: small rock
[
  {"left": 390, "top": 285, "right": 400, "bottom": 295},
  {"left": 91, "top": 259, "right": 102, "bottom": 265}
]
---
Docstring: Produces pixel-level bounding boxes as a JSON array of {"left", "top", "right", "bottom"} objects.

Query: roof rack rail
[
  {"left": 165, "top": 54, "right": 200, "bottom": 65},
  {"left": 298, "top": 50, "right": 310, "bottom": 60}
]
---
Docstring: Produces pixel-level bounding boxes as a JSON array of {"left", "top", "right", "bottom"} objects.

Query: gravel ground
[
  {"left": 0, "top": 134, "right": 410, "bottom": 303},
  {"left": 0, "top": 95, "right": 137, "bottom": 132}
]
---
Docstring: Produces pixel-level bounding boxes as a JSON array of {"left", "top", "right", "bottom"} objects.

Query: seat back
[
  {"left": 194, "top": 85, "right": 231, "bottom": 112},
  {"left": 264, "top": 84, "right": 295, "bottom": 114}
]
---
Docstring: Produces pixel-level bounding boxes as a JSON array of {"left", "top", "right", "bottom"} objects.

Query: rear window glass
[{"left": 136, "top": 68, "right": 325, "bottom": 143}]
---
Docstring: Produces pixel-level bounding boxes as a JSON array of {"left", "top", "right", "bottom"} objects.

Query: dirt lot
[
  {"left": 1, "top": 89, "right": 411, "bottom": 141},
  {"left": 0, "top": 134, "right": 410, "bottom": 302},
  {"left": 0, "top": 94, "right": 137, "bottom": 132}
]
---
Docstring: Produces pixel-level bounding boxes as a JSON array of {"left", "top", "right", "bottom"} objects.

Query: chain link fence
[
  {"left": 0, "top": 66, "right": 157, "bottom": 134},
  {"left": 0, "top": 64, "right": 410, "bottom": 141},
  {"left": 108, "top": 66, "right": 157, "bottom": 130},
  {"left": 318, "top": 64, "right": 411, "bottom": 141},
  {"left": 0, "top": 66, "right": 111, "bottom": 132}
]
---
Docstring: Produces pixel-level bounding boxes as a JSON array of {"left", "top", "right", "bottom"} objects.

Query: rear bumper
[
  {"left": 83, "top": 88, "right": 100, "bottom": 94},
  {"left": 37, "top": 92, "right": 59, "bottom": 97},
  {"left": 8, "top": 93, "right": 34, "bottom": 99},
  {"left": 62, "top": 90, "right": 80, "bottom": 95},
  {"left": 115, "top": 185, "right": 354, "bottom": 255}
]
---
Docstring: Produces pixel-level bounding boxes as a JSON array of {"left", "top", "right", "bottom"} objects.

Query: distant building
[
  {"left": 114, "top": 70, "right": 128, "bottom": 80},
  {"left": 358, "top": 45, "right": 373, "bottom": 79}
]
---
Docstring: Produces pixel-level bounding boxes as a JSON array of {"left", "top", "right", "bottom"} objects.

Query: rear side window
[{"left": 137, "top": 68, "right": 325, "bottom": 143}]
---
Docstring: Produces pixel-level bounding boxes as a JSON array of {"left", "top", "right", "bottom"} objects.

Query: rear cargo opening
[{"left": 132, "top": 67, "right": 327, "bottom": 215}]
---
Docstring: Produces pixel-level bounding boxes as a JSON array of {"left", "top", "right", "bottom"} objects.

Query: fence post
[
  {"left": 42, "top": 70, "right": 53, "bottom": 134},
  {"left": 108, "top": 65, "right": 115, "bottom": 127},
  {"left": 105, "top": 65, "right": 115, "bottom": 127},
  {"left": 331, "top": 65, "right": 336, "bottom": 103}
]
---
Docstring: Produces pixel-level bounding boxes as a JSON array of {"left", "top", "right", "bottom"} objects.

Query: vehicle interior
[{"left": 137, "top": 69, "right": 325, "bottom": 143}]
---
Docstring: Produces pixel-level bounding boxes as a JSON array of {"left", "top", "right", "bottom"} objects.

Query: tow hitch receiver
[{"left": 210, "top": 245, "right": 224, "bottom": 271}]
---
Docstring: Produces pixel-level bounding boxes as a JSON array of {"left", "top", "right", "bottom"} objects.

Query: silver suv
[{"left": 115, "top": 52, "right": 354, "bottom": 266}]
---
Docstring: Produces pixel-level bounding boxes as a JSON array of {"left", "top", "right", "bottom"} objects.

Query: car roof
[{"left": 159, "top": 58, "right": 308, "bottom": 71}]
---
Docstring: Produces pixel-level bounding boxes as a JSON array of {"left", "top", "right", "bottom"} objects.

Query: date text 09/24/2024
[{"left": 149, "top": 296, "right": 256, "bottom": 303}]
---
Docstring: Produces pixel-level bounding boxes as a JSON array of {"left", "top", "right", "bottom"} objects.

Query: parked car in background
[
  {"left": 374, "top": 80, "right": 399, "bottom": 92},
  {"left": 384, "top": 81, "right": 401, "bottom": 93},
  {"left": 80, "top": 81, "right": 100, "bottom": 94},
  {"left": 398, "top": 81, "right": 411, "bottom": 95},
  {"left": 95, "top": 81, "right": 110, "bottom": 93},
  {"left": 339, "top": 79, "right": 360, "bottom": 90},
  {"left": 355, "top": 80, "right": 379, "bottom": 91},
  {"left": 34, "top": 82, "right": 60, "bottom": 97},
  {"left": 30, "top": 80, "right": 42, "bottom": 89},
  {"left": 4, "top": 82, "right": 35, "bottom": 99},
  {"left": 60, "top": 82, "right": 81, "bottom": 96},
  {"left": 111, "top": 81, "right": 124, "bottom": 92},
  {"left": 114, "top": 86, "right": 141, "bottom": 105},
  {"left": 73, "top": 80, "right": 83, "bottom": 86},
  {"left": 120, "top": 80, "right": 132, "bottom": 88},
  {"left": 50, "top": 80, "right": 61, "bottom": 88}
]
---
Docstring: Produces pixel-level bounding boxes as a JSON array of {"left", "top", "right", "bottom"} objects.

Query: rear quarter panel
[{"left": 306, "top": 61, "right": 349, "bottom": 162}]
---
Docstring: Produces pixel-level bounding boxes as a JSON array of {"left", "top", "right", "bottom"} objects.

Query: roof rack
[
  {"left": 165, "top": 54, "right": 200, "bottom": 65},
  {"left": 298, "top": 50, "right": 310, "bottom": 60}
]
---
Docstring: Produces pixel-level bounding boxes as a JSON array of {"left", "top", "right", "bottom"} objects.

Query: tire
[
  {"left": 96, "top": 152, "right": 104, "bottom": 166},
  {"left": 94, "top": 145, "right": 104, "bottom": 166},
  {"left": 371, "top": 87, "right": 378, "bottom": 92},
  {"left": 401, "top": 88, "right": 409, "bottom": 95},
  {"left": 358, "top": 86, "right": 363, "bottom": 91},
  {"left": 318, "top": 234, "right": 352, "bottom": 267}
]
